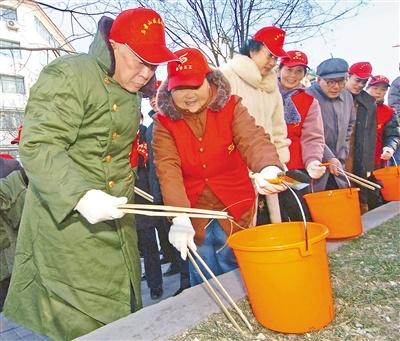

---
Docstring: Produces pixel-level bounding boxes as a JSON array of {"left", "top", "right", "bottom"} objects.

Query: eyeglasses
[
  {"left": 324, "top": 78, "right": 347, "bottom": 87},
  {"left": 262, "top": 48, "right": 278, "bottom": 63}
]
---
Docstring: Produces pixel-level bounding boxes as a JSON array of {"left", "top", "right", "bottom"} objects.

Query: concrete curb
[{"left": 77, "top": 202, "right": 399, "bottom": 341}]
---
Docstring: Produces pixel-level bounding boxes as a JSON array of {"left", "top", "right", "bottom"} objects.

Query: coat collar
[{"left": 226, "top": 54, "right": 277, "bottom": 93}]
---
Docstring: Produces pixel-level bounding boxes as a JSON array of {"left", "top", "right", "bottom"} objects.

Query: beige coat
[
  {"left": 220, "top": 54, "right": 290, "bottom": 222},
  {"left": 219, "top": 54, "right": 290, "bottom": 163}
]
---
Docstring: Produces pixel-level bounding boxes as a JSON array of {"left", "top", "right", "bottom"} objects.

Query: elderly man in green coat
[{"left": 3, "top": 8, "right": 177, "bottom": 340}]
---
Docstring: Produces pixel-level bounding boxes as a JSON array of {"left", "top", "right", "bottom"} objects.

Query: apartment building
[{"left": 0, "top": 0, "right": 74, "bottom": 156}]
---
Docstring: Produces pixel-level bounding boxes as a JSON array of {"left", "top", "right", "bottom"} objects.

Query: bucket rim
[
  {"left": 227, "top": 222, "right": 329, "bottom": 252},
  {"left": 303, "top": 187, "right": 359, "bottom": 199},
  {"left": 373, "top": 165, "right": 400, "bottom": 176}
]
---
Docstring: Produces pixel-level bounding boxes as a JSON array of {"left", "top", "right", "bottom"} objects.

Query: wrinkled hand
[
  {"left": 169, "top": 215, "right": 196, "bottom": 260},
  {"left": 253, "top": 166, "right": 287, "bottom": 195},
  {"left": 380, "top": 147, "right": 394, "bottom": 161},
  {"left": 327, "top": 158, "right": 342, "bottom": 176},
  {"left": 306, "top": 160, "right": 326, "bottom": 179},
  {"left": 75, "top": 189, "right": 127, "bottom": 224}
]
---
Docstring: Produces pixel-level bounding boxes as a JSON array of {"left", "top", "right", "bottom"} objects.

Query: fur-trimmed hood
[
  {"left": 221, "top": 54, "right": 277, "bottom": 93},
  {"left": 156, "top": 70, "right": 231, "bottom": 120}
]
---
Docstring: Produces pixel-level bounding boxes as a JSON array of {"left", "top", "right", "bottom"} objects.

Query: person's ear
[{"left": 109, "top": 39, "right": 117, "bottom": 50}]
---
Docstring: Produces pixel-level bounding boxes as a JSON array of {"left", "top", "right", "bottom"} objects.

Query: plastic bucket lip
[
  {"left": 373, "top": 165, "right": 400, "bottom": 177},
  {"left": 304, "top": 187, "right": 359, "bottom": 199},
  {"left": 227, "top": 223, "right": 329, "bottom": 252}
]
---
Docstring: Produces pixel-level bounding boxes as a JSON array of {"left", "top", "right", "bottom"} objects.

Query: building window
[
  {"left": 0, "top": 109, "right": 24, "bottom": 133},
  {"left": 0, "top": 75, "right": 25, "bottom": 94},
  {"left": 34, "top": 17, "right": 59, "bottom": 48},
  {"left": 0, "top": 39, "right": 21, "bottom": 59},
  {"left": 0, "top": 6, "right": 17, "bottom": 21}
]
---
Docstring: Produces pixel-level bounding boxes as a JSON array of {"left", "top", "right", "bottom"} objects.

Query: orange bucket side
[
  {"left": 303, "top": 188, "right": 362, "bottom": 239},
  {"left": 373, "top": 166, "right": 400, "bottom": 201},
  {"left": 228, "top": 222, "right": 334, "bottom": 334}
]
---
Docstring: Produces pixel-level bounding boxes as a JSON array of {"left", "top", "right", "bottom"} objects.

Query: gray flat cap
[{"left": 316, "top": 58, "right": 349, "bottom": 79}]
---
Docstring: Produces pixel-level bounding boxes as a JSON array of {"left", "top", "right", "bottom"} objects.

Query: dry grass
[{"left": 172, "top": 215, "right": 400, "bottom": 341}]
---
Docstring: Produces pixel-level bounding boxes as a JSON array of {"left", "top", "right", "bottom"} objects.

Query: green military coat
[
  {"left": 3, "top": 19, "right": 142, "bottom": 340},
  {"left": 0, "top": 170, "right": 26, "bottom": 281}
]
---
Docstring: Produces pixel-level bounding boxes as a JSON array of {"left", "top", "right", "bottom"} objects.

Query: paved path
[
  {"left": 1, "top": 202, "right": 398, "bottom": 340},
  {"left": 0, "top": 262, "right": 181, "bottom": 340}
]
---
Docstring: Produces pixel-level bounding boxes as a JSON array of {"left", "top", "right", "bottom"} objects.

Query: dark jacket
[
  {"left": 146, "top": 109, "right": 163, "bottom": 204},
  {"left": 388, "top": 76, "right": 400, "bottom": 115},
  {"left": 352, "top": 90, "right": 377, "bottom": 175},
  {"left": 0, "top": 158, "right": 22, "bottom": 178},
  {"left": 383, "top": 115, "right": 400, "bottom": 151},
  {"left": 134, "top": 124, "right": 154, "bottom": 230}
]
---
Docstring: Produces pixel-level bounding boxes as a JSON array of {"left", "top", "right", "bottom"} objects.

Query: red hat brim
[
  {"left": 266, "top": 44, "right": 288, "bottom": 58},
  {"left": 353, "top": 72, "right": 371, "bottom": 79},
  {"left": 281, "top": 60, "right": 308, "bottom": 68},
  {"left": 168, "top": 72, "right": 206, "bottom": 91},
  {"left": 132, "top": 43, "right": 178, "bottom": 65},
  {"left": 369, "top": 81, "right": 390, "bottom": 87}
]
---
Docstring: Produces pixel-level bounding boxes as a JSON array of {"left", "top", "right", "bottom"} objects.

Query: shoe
[
  {"left": 163, "top": 264, "right": 180, "bottom": 277},
  {"left": 150, "top": 287, "right": 163, "bottom": 300},
  {"left": 160, "top": 256, "right": 170, "bottom": 265},
  {"left": 172, "top": 286, "right": 189, "bottom": 296}
]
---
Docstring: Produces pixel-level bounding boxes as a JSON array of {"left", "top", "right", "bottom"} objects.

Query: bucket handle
[
  {"left": 389, "top": 156, "right": 400, "bottom": 175},
  {"left": 282, "top": 181, "right": 309, "bottom": 251},
  {"left": 310, "top": 163, "right": 352, "bottom": 194}
]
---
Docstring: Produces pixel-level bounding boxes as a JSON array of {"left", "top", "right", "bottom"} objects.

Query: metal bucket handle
[
  {"left": 310, "top": 163, "right": 352, "bottom": 194},
  {"left": 281, "top": 181, "right": 310, "bottom": 251},
  {"left": 389, "top": 156, "right": 400, "bottom": 176}
]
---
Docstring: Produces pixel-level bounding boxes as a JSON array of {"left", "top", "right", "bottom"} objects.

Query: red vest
[
  {"left": 157, "top": 96, "right": 255, "bottom": 220},
  {"left": 375, "top": 103, "right": 395, "bottom": 165},
  {"left": 286, "top": 91, "right": 314, "bottom": 169}
]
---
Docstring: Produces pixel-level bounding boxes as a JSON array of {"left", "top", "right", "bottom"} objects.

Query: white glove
[
  {"left": 168, "top": 215, "right": 196, "bottom": 260},
  {"left": 380, "top": 147, "right": 394, "bottom": 161},
  {"left": 253, "top": 166, "right": 286, "bottom": 195},
  {"left": 75, "top": 189, "right": 127, "bottom": 224},
  {"left": 306, "top": 160, "right": 326, "bottom": 179}
]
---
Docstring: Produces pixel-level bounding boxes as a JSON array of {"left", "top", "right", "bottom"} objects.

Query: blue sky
[{"left": 295, "top": 0, "right": 399, "bottom": 82}]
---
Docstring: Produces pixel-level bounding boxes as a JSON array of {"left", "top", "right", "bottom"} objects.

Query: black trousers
[{"left": 279, "top": 186, "right": 312, "bottom": 222}]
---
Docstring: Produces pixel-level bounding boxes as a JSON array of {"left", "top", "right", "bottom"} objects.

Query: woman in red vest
[
  {"left": 366, "top": 75, "right": 400, "bottom": 169},
  {"left": 365, "top": 75, "right": 400, "bottom": 209},
  {"left": 277, "top": 50, "right": 326, "bottom": 221},
  {"left": 152, "top": 48, "right": 286, "bottom": 285}
]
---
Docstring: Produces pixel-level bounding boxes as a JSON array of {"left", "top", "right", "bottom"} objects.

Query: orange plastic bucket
[
  {"left": 228, "top": 222, "right": 334, "bottom": 334},
  {"left": 303, "top": 188, "right": 362, "bottom": 239},
  {"left": 373, "top": 165, "right": 400, "bottom": 201}
]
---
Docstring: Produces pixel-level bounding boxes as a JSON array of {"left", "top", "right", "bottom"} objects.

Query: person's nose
[{"left": 139, "top": 65, "right": 156, "bottom": 80}]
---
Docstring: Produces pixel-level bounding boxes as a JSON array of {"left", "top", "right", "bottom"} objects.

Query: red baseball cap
[
  {"left": 368, "top": 75, "right": 390, "bottom": 87},
  {"left": 109, "top": 8, "right": 177, "bottom": 65},
  {"left": 348, "top": 62, "right": 372, "bottom": 79},
  {"left": 253, "top": 26, "right": 288, "bottom": 58},
  {"left": 167, "top": 48, "right": 212, "bottom": 91},
  {"left": 0, "top": 153, "right": 14, "bottom": 160},
  {"left": 280, "top": 50, "right": 308, "bottom": 67},
  {"left": 11, "top": 125, "right": 22, "bottom": 145}
]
